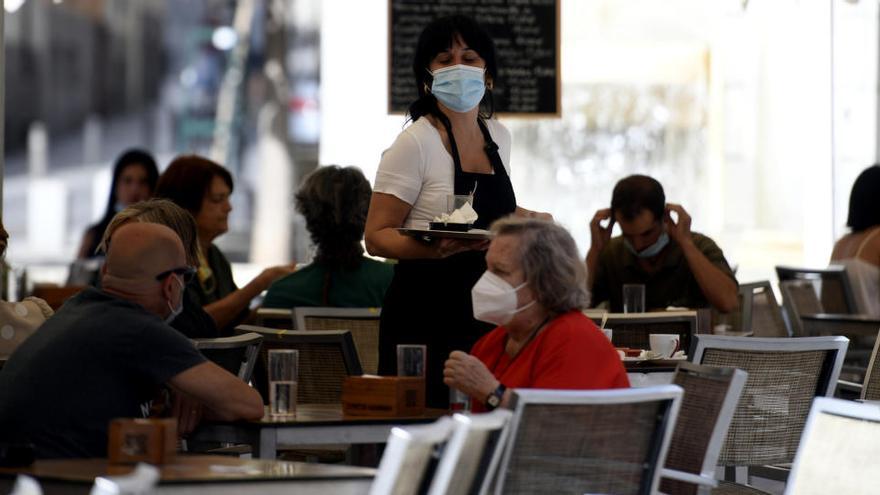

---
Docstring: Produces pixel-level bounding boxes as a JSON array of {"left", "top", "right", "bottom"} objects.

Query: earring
[
  {"left": 423, "top": 83, "right": 431, "bottom": 94},
  {"left": 486, "top": 79, "right": 494, "bottom": 90}
]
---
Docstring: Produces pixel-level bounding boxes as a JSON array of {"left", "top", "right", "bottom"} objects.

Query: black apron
[{"left": 378, "top": 118, "right": 517, "bottom": 408}]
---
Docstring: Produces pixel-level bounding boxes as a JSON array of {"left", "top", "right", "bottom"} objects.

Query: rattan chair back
[
  {"left": 784, "top": 397, "right": 880, "bottom": 495},
  {"left": 192, "top": 332, "right": 263, "bottom": 383},
  {"left": 738, "top": 281, "right": 788, "bottom": 337},
  {"left": 427, "top": 409, "right": 513, "bottom": 495},
  {"left": 691, "top": 335, "right": 848, "bottom": 467},
  {"left": 860, "top": 329, "right": 880, "bottom": 400},
  {"left": 235, "top": 325, "right": 362, "bottom": 404},
  {"left": 776, "top": 265, "right": 857, "bottom": 314},
  {"left": 254, "top": 308, "right": 293, "bottom": 329},
  {"left": 584, "top": 311, "right": 698, "bottom": 352},
  {"left": 660, "top": 362, "right": 747, "bottom": 495},
  {"left": 495, "top": 387, "right": 683, "bottom": 495},
  {"left": 780, "top": 280, "right": 823, "bottom": 337},
  {"left": 294, "top": 307, "right": 381, "bottom": 375},
  {"left": 370, "top": 417, "right": 455, "bottom": 495}
]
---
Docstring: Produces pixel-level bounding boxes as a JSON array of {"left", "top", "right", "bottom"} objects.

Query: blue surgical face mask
[
  {"left": 625, "top": 231, "right": 670, "bottom": 258},
  {"left": 430, "top": 64, "right": 486, "bottom": 113}
]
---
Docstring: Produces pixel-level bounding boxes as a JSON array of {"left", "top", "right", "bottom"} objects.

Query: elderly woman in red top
[{"left": 444, "top": 217, "right": 629, "bottom": 411}]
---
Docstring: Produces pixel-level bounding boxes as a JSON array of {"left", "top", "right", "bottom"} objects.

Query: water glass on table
[
  {"left": 449, "top": 388, "right": 471, "bottom": 413},
  {"left": 396, "top": 344, "right": 426, "bottom": 377},
  {"left": 268, "top": 349, "right": 298, "bottom": 418},
  {"left": 623, "top": 284, "right": 645, "bottom": 313}
]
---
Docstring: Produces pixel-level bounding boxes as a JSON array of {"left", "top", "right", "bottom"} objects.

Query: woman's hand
[
  {"left": 256, "top": 264, "right": 297, "bottom": 290},
  {"left": 443, "top": 350, "right": 498, "bottom": 401},
  {"left": 436, "top": 238, "right": 490, "bottom": 258}
]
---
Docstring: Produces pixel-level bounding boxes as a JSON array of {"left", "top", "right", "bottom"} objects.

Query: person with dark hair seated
[
  {"left": 831, "top": 165, "right": 880, "bottom": 316},
  {"left": 0, "top": 223, "right": 263, "bottom": 459},
  {"left": 263, "top": 166, "right": 392, "bottom": 309},
  {"left": 155, "top": 155, "right": 295, "bottom": 335},
  {"left": 78, "top": 149, "right": 159, "bottom": 259},
  {"left": 444, "top": 218, "right": 628, "bottom": 412},
  {"left": 587, "top": 174, "right": 738, "bottom": 312}
]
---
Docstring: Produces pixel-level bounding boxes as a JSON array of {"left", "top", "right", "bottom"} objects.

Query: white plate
[{"left": 397, "top": 227, "right": 493, "bottom": 241}]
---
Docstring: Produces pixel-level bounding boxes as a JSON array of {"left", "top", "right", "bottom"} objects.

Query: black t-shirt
[{"left": 0, "top": 288, "right": 206, "bottom": 459}]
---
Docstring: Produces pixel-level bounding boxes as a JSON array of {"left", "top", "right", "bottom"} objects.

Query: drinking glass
[
  {"left": 449, "top": 388, "right": 471, "bottom": 413},
  {"left": 396, "top": 344, "right": 426, "bottom": 377},
  {"left": 446, "top": 194, "right": 473, "bottom": 215},
  {"left": 268, "top": 349, "right": 298, "bottom": 418},
  {"left": 622, "top": 284, "right": 646, "bottom": 313}
]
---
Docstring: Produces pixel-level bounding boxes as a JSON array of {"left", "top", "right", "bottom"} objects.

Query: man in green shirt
[{"left": 586, "top": 175, "right": 738, "bottom": 313}]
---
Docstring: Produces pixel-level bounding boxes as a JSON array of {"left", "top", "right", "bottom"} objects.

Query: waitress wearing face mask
[
  {"left": 365, "top": 15, "right": 550, "bottom": 408},
  {"left": 442, "top": 218, "right": 629, "bottom": 412}
]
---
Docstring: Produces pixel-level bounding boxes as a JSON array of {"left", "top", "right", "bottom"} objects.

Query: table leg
[{"left": 256, "top": 427, "right": 277, "bottom": 459}]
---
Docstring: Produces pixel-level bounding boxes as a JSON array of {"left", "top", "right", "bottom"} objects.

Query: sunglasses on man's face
[{"left": 155, "top": 266, "right": 197, "bottom": 285}]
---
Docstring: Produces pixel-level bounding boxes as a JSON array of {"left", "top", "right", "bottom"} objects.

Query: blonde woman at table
[
  {"left": 443, "top": 218, "right": 629, "bottom": 412},
  {"left": 365, "top": 15, "right": 549, "bottom": 409},
  {"left": 831, "top": 165, "right": 880, "bottom": 317}
]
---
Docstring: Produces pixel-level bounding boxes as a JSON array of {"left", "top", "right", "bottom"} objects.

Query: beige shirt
[{"left": 0, "top": 297, "right": 53, "bottom": 359}]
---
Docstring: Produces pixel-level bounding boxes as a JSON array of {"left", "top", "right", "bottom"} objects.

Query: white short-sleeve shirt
[{"left": 373, "top": 118, "right": 512, "bottom": 229}]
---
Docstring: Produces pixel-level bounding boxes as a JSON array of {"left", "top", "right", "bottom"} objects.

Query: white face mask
[
  {"left": 472, "top": 271, "right": 535, "bottom": 326},
  {"left": 164, "top": 275, "right": 185, "bottom": 324}
]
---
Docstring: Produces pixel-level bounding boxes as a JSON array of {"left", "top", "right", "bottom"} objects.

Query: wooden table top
[
  {"left": 236, "top": 403, "right": 448, "bottom": 427},
  {"left": 0, "top": 455, "right": 376, "bottom": 484}
]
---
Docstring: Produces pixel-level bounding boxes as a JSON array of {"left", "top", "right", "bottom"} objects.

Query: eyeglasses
[{"left": 155, "top": 266, "right": 197, "bottom": 285}]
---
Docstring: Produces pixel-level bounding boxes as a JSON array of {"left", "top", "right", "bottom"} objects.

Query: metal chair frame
[
  {"left": 370, "top": 416, "right": 455, "bottom": 495},
  {"left": 191, "top": 332, "right": 263, "bottom": 383}
]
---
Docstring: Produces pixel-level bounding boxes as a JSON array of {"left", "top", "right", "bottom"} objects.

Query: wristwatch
[{"left": 485, "top": 383, "right": 507, "bottom": 410}]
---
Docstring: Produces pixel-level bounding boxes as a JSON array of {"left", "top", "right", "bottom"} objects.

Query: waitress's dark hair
[
  {"left": 408, "top": 14, "right": 497, "bottom": 124},
  {"left": 846, "top": 164, "right": 880, "bottom": 232},
  {"left": 155, "top": 154, "right": 234, "bottom": 215}
]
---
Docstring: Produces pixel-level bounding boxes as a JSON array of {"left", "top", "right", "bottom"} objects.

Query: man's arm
[
  {"left": 666, "top": 204, "right": 738, "bottom": 313},
  {"left": 168, "top": 362, "right": 264, "bottom": 421}
]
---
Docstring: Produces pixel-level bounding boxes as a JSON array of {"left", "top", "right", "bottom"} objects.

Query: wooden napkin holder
[
  {"left": 108, "top": 418, "right": 177, "bottom": 464},
  {"left": 342, "top": 376, "right": 425, "bottom": 417}
]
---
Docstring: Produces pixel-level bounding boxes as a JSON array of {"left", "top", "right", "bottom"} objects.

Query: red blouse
[{"left": 470, "top": 310, "right": 629, "bottom": 411}]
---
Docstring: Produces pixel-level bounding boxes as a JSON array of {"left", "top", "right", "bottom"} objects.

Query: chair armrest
[
  {"left": 800, "top": 313, "right": 880, "bottom": 337},
  {"left": 660, "top": 468, "right": 718, "bottom": 488},
  {"left": 801, "top": 313, "right": 880, "bottom": 324}
]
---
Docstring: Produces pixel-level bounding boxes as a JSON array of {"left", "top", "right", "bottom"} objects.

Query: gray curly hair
[{"left": 490, "top": 217, "right": 588, "bottom": 315}]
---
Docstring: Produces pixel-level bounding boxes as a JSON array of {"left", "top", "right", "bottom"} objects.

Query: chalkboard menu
[{"left": 388, "top": 0, "right": 560, "bottom": 116}]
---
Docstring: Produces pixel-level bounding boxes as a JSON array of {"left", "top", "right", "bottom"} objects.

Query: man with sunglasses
[
  {"left": 587, "top": 175, "right": 738, "bottom": 313},
  {"left": 0, "top": 223, "right": 263, "bottom": 459}
]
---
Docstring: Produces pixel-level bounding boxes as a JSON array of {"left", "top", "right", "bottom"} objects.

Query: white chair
[
  {"left": 9, "top": 475, "right": 42, "bottom": 495},
  {"left": 493, "top": 386, "right": 683, "bottom": 495},
  {"left": 370, "top": 416, "right": 454, "bottom": 495},
  {"left": 427, "top": 409, "right": 513, "bottom": 495},
  {"left": 784, "top": 397, "right": 880, "bottom": 494},
  {"left": 90, "top": 463, "right": 160, "bottom": 495},
  {"left": 690, "top": 335, "right": 849, "bottom": 491}
]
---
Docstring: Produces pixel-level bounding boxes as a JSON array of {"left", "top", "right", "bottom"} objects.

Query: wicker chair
[
  {"left": 776, "top": 265, "right": 858, "bottom": 315},
  {"left": 254, "top": 308, "right": 294, "bottom": 329},
  {"left": 690, "top": 335, "right": 849, "bottom": 493},
  {"left": 660, "top": 362, "right": 748, "bottom": 495},
  {"left": 493, "top": 386, "right": 683, "bottom": 495},
  {"left": 784, "top": 397, "right": 880, "bottom": 495},
  {"left": 781, "top": 280, "right": 879, "bottom": 383},
  {"left": 427, "top": 409, "right": 513, "bottom": 495},
  {"left": 192, "top": 332, "right": 263, "bottom": 383},
  {"left": 582, "top": 311, "right": 698, "bottom": 353},
  {"left": 860, "top": 329, "right": 880, "bottom": 400},
  {"left": 737, "top": 281, "right": 788, "bottom": 337},
  {"left": 370, "top": 416, "right": 455, "bottom": 495},
  {"left": 235, "top": 325, "right": 362, "bottom": 404},
  {"left": 294, "top": 307, "right": 381, "bottom": 375}
]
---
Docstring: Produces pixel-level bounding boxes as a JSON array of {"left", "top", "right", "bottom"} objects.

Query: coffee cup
[{"left": 649, "top": 334, "right": 680, "bottom": 359}]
